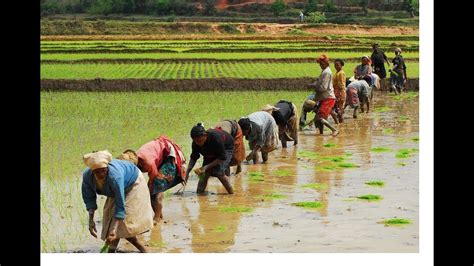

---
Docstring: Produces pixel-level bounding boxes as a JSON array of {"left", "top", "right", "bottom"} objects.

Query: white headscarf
[{"left": 83, "top": 150, "right": 113, "bottom": 170}]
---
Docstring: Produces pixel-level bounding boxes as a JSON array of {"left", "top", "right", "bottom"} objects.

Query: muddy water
[{"left": 58, "top": 92, "right": 418, "bottom": 253}]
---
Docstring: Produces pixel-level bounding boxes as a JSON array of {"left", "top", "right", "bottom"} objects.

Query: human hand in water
[{"left": 106, "top": 230, "right": 117, "bottom": 244}]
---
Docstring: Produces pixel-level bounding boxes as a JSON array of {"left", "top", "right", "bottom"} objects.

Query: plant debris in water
[
  {"left": 383, "top": 218, "right": 411, "bottom": 226},
  {"left": 411, "top": 136, "right": 419, "bottom": 142},
  {"left": 392, "top": 92, "right": 418, "bottom": 101},
  {"left": 323, "top": 143, "right": 336, "bottom": 148},
  {"left": 382, "top": 128, "right": 394, "bottom": 134},
  {"left": 395, "top": 148, "right": 419, "bottom": 158},
  {"left": 292, "top": 201, "right": 323, "bottom": 209},
  {"left": 248, "top": 171, "right": 264, "bottom": 182},
  {"left": 397, "top": 162, "right": 407, "bottom": 166},
  {"left": 365, "top": 180, "right": 385, "bottom": 187},
  {"left": 273, "top": 169, "right": 292, "bottom": 177},
  {"left": 214, "top": 225, "right": 227, "bottom": 233},
  {"left": 219, "top": 206, "right": 253, "bottom": 213},
  {"left": 357, "top": 194, "right": 383, "bottom": 201},
  {"left": 301, "top": 183, "right": 328, "bottom": 190},
  {"left": 371, "top": 147, "right": 392, "bottom": 152}
]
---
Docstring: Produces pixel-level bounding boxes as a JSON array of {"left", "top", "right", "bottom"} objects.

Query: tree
[
  {"left": 324, "top": 0, "right": 337, "bottom": 12},
  {"left": 307, "top": 11, "right": 326, "bottom": 23},
  {"left": 271, "top": 0, "right": 286, "bottom": 16},
  {"left": 203, "top": 0, "right": 217, "bottom": 16},
  {"left": 88, "top": 0, "right": 114, "bottom": 15},
  {"left": 360, "top": 0, "right": 369, "bottom": 16},
  {"left": 304, "top": 0, "right": 318, "bottom": 14},
  {"left": 403, "top": 0, "right": 417, "bottom": 17},
  {"left": 154, "top": 0, "right": 170, "bottom": 15}
]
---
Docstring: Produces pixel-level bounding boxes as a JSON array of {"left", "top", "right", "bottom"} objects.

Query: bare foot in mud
[{"left": 332, "top": 130, "right": 339, "bottom": 136}]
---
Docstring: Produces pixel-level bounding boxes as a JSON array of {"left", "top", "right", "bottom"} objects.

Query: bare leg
[
  {"left": 153, "top": 192, "right": 164, "bottom": 224},
  {"left": 196, "top": 174, "right": 210, "bottom": 194},
  {"left": 330, "top": 110, "right": 339, "bottom": 124},
  {"left": 216, "top": 175, "right": 234, "bottom": 194},
  {"left": 235, "top": 164, "right": 242, "bottom": 175},
  {"left": 353, "top": 106, "right": 358, "bottom": 118},
  {"left": 261, "top": 151, "right": 269, "bottom": 163},
  {"left": 126, "top": 236, "right": 148, "bottom": 253},
  {"left": 366, "top": 100, "right": 370, "bottom": 113},
  {"left": 320, "top": 118, "right": 339, "bottom": 136}
]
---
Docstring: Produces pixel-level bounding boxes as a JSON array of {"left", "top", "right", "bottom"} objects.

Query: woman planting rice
[
  {"left": 81, "top": 150, "right": 153, "bottom": 253},
  {"left": 214, "top": 120, "right": 246, "bottom": 175},
  {"left": 117, "top": 136, "right": 186, "bottom": 224},
  {"left": 389, "top": 47, "right": 407, "bottom": 94},
  {"left": 186, "top": 123, "right": 234, "bottom": 195},
  {"left": 307, "top": 54, "right": 339, "bottom": 136},
  {"left": 238, "top": 111, "right": 279, "bottom": 164},
  {"left": 262, "top": 100, "right": 299, "bottom": 148},
  {"left": 299, "top": 94, "right": 317, "bottom": 130},
  {"left": 345, "top": 75, "right": 372, "bottom": 118},
  {"left": 354, "top": 55, "right": 373, "bottom": 80}
]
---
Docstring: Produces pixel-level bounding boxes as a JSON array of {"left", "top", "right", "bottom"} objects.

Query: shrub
[
  {"left": 307, "top": 11, "right": 326, "bottom": 23},
  {"left": 271, "top": 0, "right": 286, "bottom": 17}
]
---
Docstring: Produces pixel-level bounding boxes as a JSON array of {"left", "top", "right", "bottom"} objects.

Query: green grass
[
  {"left": 383, "top": 218, "right": 411, "bottom": 226},
  {"left": 371, "top": 147, "right": 392, "bottom": 153},
  {"left": 219, "top": 206, "right": 253, "bottom": 213},
  {"left": 395, "top": 148, "right": 419, "bottom": 158},
  {"left": 357, "top": 194, "right": 383, "bottom": 201},
  {"left": 273, "top": 169, "right": 293, "bottom": 177},
  {"left": 365, "top": 180, "right": 385, "bottom": 187},
  {"left": 292, "top": 201, "right": 324, "bottom": 209},
  {"left": 301, "top": 183, "right": 328, "bottom": 190},
  {"left": 40, "top": 62, "right": 419, "bottom": 79}
]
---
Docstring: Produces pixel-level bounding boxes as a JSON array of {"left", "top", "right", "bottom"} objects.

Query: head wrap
[
  {"left": 83, "top": 150, "right": 112, "bottom": 170},
  {"left": 394, "top": 47, "right": 402, "bottom": 54},
  {"left": 303, "top": 99, "right": 317, "bottom": 111},
  {"left": 316, "top": 54, "right": 330, "bottom": 64}
]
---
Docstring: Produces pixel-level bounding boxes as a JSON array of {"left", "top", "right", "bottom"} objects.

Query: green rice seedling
[
  {"left": 256, "top": 193, "right": 288, "bottom": 200},
  {"left": 100, "top": 243, "right": 109, "bottom": 253},
  {"left": 301, "top": 183, "right": 328, "bottom": 190},
  {"left": 248, "top": 171, "right": 265, "bottom": 182},
  {"left": 219, "top": 206, "right": 253, "bottom": 213},
  {"left": 273, "top": 169, "right": 292, "bottom": 177},
  {"left": 382, "top": 128, "right": 394, "bottom": 134},
  {"left": 337, "top": 162, "right": 359, "bottom": 168},
  {"left": 357, "top": 194, "right": 383, "bottom": 201},
  {"left": 395, "top": 148, "right": 419, "bottom": 158},
  {"left": 382, "top": 218, "right": 411, "bottom": 226},
  {"left": 323, "top": 143, "right": 336, "bottom": 148},
  {"left": 398, "top": 115, "right": 410, "bottom": 121},
  {"left": 371, "top": 147, "right": 392, "bottom": 152},
  {"left": 292, "top": 201, "right": 324, "bottom": 209},
  {"left": 214, "top": 225, "right": 227, "bottom": 233},
  {"left": 297, "top": 150, "right": 318, "bottom": 160},
  {"left": 320, "top": 156, "right": 345, "bottom": 162},
  {"left": 365, "top": 180, "right": 385, "bottom": 187},
  {"left": 373, "top": 106, "right": 392, "bottom": 113}
]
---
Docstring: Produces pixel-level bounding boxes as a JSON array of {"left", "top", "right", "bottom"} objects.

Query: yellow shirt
[{"left": 333, "top": 70, "right": 346, "bottom": 92}]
